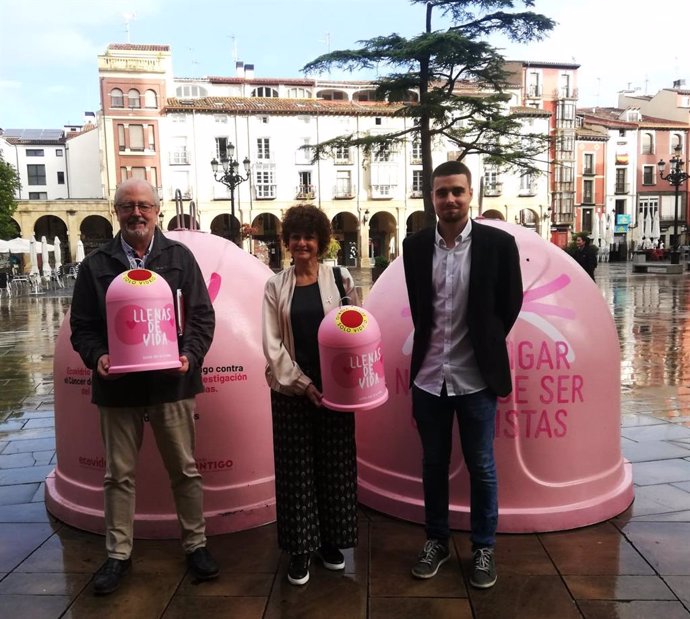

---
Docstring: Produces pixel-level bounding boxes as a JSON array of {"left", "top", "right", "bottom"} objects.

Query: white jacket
[{"left": 262, "top": 264, "right": 359, "bottom": 395}]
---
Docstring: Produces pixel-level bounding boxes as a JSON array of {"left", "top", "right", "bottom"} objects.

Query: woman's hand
[{"left": 305, "top": 383, "right": 323, "bottom": 407}]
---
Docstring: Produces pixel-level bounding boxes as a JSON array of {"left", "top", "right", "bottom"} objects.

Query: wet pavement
[{"left": 1, "top": 263, "right": 690, "bottom": 618}]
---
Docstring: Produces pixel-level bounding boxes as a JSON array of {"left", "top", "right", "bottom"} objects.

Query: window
[
  {"left": 257, "top": 138, "right": 271, "bottom": 160},
  {"left": 671, "top": 133, "right": 683, "bottom": 152},
  {"left": 619, "top": 129, "right": 626, "bottom": 137},
  {"left": 251, "top": 87, "right": 278, "bottom": 97},
  {"left": 296, "top": 138, "right": 313, "bottom": 163},
  {"left": 583, "top": 153, "right": 594, "bottom": 175},
  {"left": 55, "top": 148, "right": 63, "bottom": 157},
  {"left": 118, "top": 124, "right": 126, "bottom": 151},
  {"left": 129, "top": 125, "right": 145, "bottom": 151},
  {"left": 27, "top": 164, "right": 46, "bottom": 185},
  {"left": 215, "top": 137, "right": 229, "bottom": 160},
  {"left": 144, "top": 89, "right": 157, "bottom": 108},
  {"left": 375, "top": 117, "right": 382, "bottom": 125},
  {"left": 411, "top": 140, "right": 422, "bottom": 162},
  {"left": 128, "top": 89, "right": 141, "bottom": 109},
  {"left": 527, "top": 71, "right": 541, "bottom": 97},
  {"left": 615, "top": 168, "right": 628, "bottom": 193},
  {"left": 483, "top": 167, "right": 501, "bottom": 195},
  {"left": 334, "top": 144, "right": 351, "bottom": 164},
  {"left": 373, "top": 144, "right": 392, "bottom": 162},
  {"left": 582, "top": 179, "right": 593, "bottom": 204},
  {"left": 559, "top": 73, "right": 571, "bottom": 98},
  {"left": 411, "top": 170, "right": 423, "bottom": 196},
  {"left": 335, "top": 170, "right": 353, "bottom": 198},
  {"left": 26, "top": 149, "right": 44, "bottom": 157},
  {"left": 175, "top": 85, "right": 207, "bottom": 98},
  {"left": 57, "top": 171, "right": 65, "bottom": 184},
  {"left": 147, "top": 126, "right": 155, "bottom": 150},
  {"left": 170, "top": 137, "right": 189, "bottom": 165},
  {"left": 120, "top": 166, "right": 127, "bottom": 182},
  {"left": 641, "top": 132, "right": 654, "bottom": 155},
  {"left": 255, "top": 168, "right": 276, "bottom": 199},
  {"left": 519, "top": 172, "right": 535, "bottom": 195},
  {"left": 287, "top": 87, "right": 311, "bottom": 98},
  {"left": 642, "top": 165, "right": 655, "bottom": 185},
  {"left": 131, "top": 167, "right": 146, "bottom": 180},
  {"left": 149, "top": 168, "right": 158, "bottom": 188},
  {"left": 297, "top": 171, "right": 313, "bottom": 198},
  {"left": 111, "top": 88, "right": 124, "bottom": 108},
  {"left": 28, "top": 192, "right": 48, "bottom": 199}
]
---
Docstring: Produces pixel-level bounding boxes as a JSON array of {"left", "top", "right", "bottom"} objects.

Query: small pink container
[
  {"left": 318, "top": 305, "right": 388, "bottom": 411},
  {"left": 106, "top": 268, "right": 181, "bottom": 373}
]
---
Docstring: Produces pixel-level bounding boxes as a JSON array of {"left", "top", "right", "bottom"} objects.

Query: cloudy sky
[{"left": 1, "top": 0, "right": 687, "bottom": 128}]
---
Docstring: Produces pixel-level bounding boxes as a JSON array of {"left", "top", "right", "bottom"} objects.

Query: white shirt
[{"left": 414, "top": 219, "right": 486, "bottom": 397}]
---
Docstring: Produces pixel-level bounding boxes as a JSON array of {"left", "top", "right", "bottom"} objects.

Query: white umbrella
[
  {"left": 644, "top": 207, "right": 652, "bottom": 243},
  {"left": 76, "top": 240, "right": 85, "bottom": 263},
  {"left": 29, "top": 237, "right": 40, "bottom": 276},
  {"left": 53, "top": 236, "right": 62, "bottom": 273},
  {"left": 590, "top": 211, "right": 600, "bottom": 247},
  {"left": 632, "top": 207, "right": 643, "bottom": 248},
  {"left": 41, "top": 235, "right": 52, "bottom": 279},
  {"left": 606, "top": 211, "right": 615, "bottom": 246},
  {"left": 651, "top": 208, "right": 661, "bottom": 242}
]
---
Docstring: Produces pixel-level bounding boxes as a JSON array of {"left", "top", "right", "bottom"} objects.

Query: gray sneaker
[
  {"left": 470, "top": 547, "right": 497, "bottom": 589},
  {"left": 411, "top": 539, "right": 450, "bottom": 579}
]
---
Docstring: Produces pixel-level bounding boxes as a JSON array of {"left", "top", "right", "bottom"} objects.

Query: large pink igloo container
[
  {"left": 318, "top": 305, "right": 388, "bottom": 411},
  {"left": 106, "top": 268, "right": 181, "bottom": 373},
  {"left": 46, "top": 233, "right": 277, "bottom": 537},
  {"left": 357, "top": 220, "right": 634, "bottom": 532}
]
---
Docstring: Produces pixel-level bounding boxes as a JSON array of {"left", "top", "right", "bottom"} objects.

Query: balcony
[
  {"left": 371, "top": 184, "right": 395, "bottom": 200},
  {"left": 527, "top": 85, "right": 542, "bottom": 98},
  {"left": 583, "top": 167, "right": 595, "bottom": 176},
  {"left": 296, "top": 184, "right": 315, "bottom": 200},
  {"left": 553, "top": 87, "right": 578, "bottom": 99},
  {"left": 615, "top": 183, "right": 630, "bottom": 195},
  {"left": 333, "top": 184, "right": 355, "bottom": 199},
  {"left": 254, "top": 185, "right": 276, "bottom": 200},
  {"left": 553, "top": 182, "right": 574, "bottom": 193},
  {"left": 410, "top": 190, "right": 423, "bottom": 198},
  {"left": 483, "top": 183, "right": 503, "bottom": 197},
  {"left": 582, "top": 195, "right": 595, "bottom": 205}
]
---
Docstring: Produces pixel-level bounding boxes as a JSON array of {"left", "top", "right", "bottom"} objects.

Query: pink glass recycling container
[
  {"left": 357, "top": 220, "right": 634, "bottom": 533},
  {"left": 46, "top": 233, "right": 277, "bottom": 538},
  {"left": 105, "top": 268, "right": 181, "bottom": 373},
  {"left": 318, "top": 305, "right": 388, "bottom": 412}
]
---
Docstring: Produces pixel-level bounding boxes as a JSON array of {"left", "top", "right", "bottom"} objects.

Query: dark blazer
[{"left": 402, "top": 220, "right": 523, "bottom": 398}]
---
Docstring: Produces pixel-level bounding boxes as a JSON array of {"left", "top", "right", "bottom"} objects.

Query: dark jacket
[
  {"left": 402, "top": 221, "right": 523, "bottom": 398},
  {"left": 70, "top": 229, "right": 215, "bottom": 407},
  {"left": 571, "top": 246, "right": 597, "bottom": 280}
]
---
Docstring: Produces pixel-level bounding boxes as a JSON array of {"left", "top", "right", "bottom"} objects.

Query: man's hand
[
  {"left": 174, "top": 355, "right": 190, "bottom": 374},
  {"left": 96, "top": 354, "right": 122, "bottom": 380},
  {"left": 305, "top": 383, "right": 323, "bottom": 407}
]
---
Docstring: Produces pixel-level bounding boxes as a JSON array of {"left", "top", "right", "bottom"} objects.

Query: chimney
[
  {"left": 235, "top": 61, "right": 244, "bottom": 78},
  {"left": 245, "top": 64, "right": 255, "bottom": 80}
]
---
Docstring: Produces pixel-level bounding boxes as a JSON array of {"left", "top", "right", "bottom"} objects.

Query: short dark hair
[
  {"left": 281, "top": 204, "right": 332, "bottom": 255},
  {"left": 431, "top": 160, "right": 472, "bottom": 187}
]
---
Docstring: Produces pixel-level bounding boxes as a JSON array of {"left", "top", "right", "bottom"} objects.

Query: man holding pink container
[
  {"left": 403, "top": 161, "right": 523, "bottom": 589},
  {"left": 70, "top": 179, "right": 218, "bottom": 595}
]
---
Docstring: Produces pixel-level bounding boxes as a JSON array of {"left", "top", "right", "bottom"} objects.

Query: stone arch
[
  {"left": 481, "top": 209, "right": 505, "bottom": 221},
  {"left": 209, "top": 213, "right": 239, "bottom": 243},
  {"left": 80, "top": 215, "right": 113, "bottom": 255},
  {"left": 406, "top": 210, "right": 426, "bottom": 237},
  {"left": 34, "top": 215, "right": 69, "bottom": 265},
  {"left": 164, "top": 213, "right": 200, "bottom": 232},
  {"left": 516, "top": 207, "right": 539, "bottom": 230},
  {"left": 368, "top": 211, "right": 397, "bottom": 260},
  {"left": 252, "top": 213, "right": 281, "bottom": 269},
  {"left": 331, "top": 211, "right": 359, "bottom": 267}
]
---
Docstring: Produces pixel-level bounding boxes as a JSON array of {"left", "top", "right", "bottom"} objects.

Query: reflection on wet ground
[{"left": 1, "top": 264, "right": 690, "bottom": 618}]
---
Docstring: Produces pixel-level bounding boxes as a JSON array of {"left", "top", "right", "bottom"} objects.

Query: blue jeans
[{"left": 412, "top": 385, "right": 498, "bottom": 548}]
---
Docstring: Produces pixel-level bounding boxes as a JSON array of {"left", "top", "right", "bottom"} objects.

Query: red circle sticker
[
  {"left": 123, "top": 269, "right": 157, "bottom": 286},
  {"left": 335, "top": 307, "right": 368, "bottom": 333}
]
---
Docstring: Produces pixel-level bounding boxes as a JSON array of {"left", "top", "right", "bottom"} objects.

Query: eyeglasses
[{"left": 115, "top": 202, "right": 157, "bottom": 214}]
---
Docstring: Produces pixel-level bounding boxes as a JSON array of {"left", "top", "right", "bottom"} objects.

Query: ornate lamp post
[
  {"left": 211, "top": 143, "right": 251, "bottom": 245},
  {"left": 658, "top": 143, "right": 688, "bottom": 264}
]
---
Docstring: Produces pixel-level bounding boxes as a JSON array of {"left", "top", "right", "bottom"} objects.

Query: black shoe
[
  {"left": 411, "top": 539, "right": 450, "bottom": 579},
  {"left": 317, "top": 544, "right": 345, "bottom": 570},
  {"left": 187, "top": 547, "right": 220, "bottom": 581},
  {"left": 470, "top": 547, "right": 497, "bottom": 589},
  {"left": 287, "top": 553, "right": 310, "bottom": 586},
  {"left": 93, "top": 557, "right": 131, "bottom": 595}
]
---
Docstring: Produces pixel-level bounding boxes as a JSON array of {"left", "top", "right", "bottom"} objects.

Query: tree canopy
[
  {"left": 0, "top": 152, "right": 21, "bottom": 240},
  {"left": 302, "top": 0, "right": 555, "bottom": 222}
]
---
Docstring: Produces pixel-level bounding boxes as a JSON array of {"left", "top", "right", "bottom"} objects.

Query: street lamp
[
  {"left": 211, "top": 143, "right": 251, "bottom": 245},
  {"left": 658, "top": 143, "right": 688, "bottom": 264}
]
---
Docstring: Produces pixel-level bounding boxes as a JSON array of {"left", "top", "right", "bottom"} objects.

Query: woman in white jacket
[{"left": 262, "top": 204, "right": 359, "bottom": 586}]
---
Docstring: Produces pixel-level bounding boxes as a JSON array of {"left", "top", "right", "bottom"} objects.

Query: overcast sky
[{"left": 1, "top": 0, "right": 687, "bottom": 129}]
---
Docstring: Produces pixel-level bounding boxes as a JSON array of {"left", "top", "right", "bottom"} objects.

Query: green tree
[
  {"left": 0, "top": 152, "right": 21, "bottom": 239},
  {"left": 302, "top": 0, "right": 555, "bottom": 224}
]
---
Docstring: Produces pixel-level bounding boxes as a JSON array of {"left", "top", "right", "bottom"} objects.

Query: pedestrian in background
[
  {"left": 403, "top": 160, "right": 523, "bottom": 589},
  {"left": 70, "top": 178, "right": 218, "bottom": 595},
  {"left": 570, "top": 233, "right": 598, "bottom": 280},
  {"left": 262, "top": 204, "right": 359, "bottom": 586}
]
